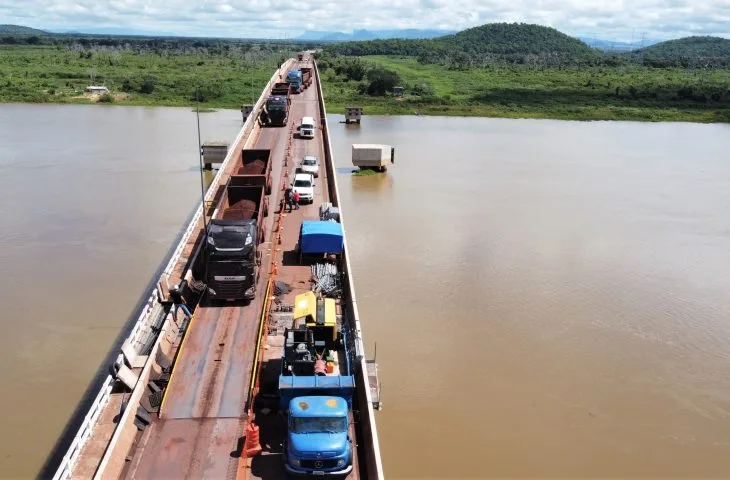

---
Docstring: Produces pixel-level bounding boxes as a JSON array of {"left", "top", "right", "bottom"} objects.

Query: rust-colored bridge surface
[{"left": 121, "top": 60, "right": 351, "bottom": 480}]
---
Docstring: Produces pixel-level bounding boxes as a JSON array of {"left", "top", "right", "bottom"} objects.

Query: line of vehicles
[
  {"left": 204, "top": 55, "right": 363, "bottom": 477},
  {"left": 260, "top": 60, "right": 313, "bottom": 128}
]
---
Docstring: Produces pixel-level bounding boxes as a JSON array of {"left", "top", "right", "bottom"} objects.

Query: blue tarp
[{"left": 300, "top": 221, "right": 344, "bottom": 254}]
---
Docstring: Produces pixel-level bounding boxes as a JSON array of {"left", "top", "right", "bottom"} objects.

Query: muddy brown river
[{"left": 2, "top": 105, "right": 730, "bottom": 478}]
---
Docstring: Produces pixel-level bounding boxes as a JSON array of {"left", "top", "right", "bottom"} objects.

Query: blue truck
[
  {"left": 280, "top": 288, "right": 355, "bottom": 477},
  {"left": 286, "top": 69, "right": 303, "bottom": 94}
]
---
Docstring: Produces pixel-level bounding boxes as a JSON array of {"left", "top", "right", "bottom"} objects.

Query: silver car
[{"left": 299, "top": 155, "right": 320, "bottom": 178}]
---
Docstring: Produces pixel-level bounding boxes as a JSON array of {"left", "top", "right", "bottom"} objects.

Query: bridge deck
[{"left": 122, "top": 61, "right": 359, "bottom": 480}]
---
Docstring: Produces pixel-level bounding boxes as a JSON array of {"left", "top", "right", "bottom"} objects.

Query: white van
[{"left": 299, "top": 116, "right": 315, "bottom": 139}]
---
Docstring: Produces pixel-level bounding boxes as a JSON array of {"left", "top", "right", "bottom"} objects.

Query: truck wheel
[
  {"left": 263, "top": 199, "right": 269, "bottom": 217},
  {"left": 266, "top": 182, "right": 272, "bottom": 196}
]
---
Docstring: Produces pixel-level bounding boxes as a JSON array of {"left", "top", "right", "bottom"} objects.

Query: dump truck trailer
[
  {"left": 300, "top": 67, "right": 312, "bottom": 89},
  {"left": 234, "top": 148, "right": 273, "bottom": 195},
  {"left": 271, "top": 82, "right": 290, "bottom": 97}
]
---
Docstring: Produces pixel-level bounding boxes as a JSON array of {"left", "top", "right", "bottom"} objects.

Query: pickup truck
[{"left": 292, "top": 172, "right": 314, "bottom": 204}]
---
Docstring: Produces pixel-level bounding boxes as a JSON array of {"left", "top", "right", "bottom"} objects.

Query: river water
[{"left": 2, "top": 105, "right": 730, "bottom": 478}]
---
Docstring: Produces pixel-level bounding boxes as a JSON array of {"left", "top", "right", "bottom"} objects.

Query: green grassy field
[
  {"left": 321, "top": 56, "right": 730, "bottom": 122},
  {"left": 0, "top": 45, "right": 286, "bottom": 108},
  {"left": 1, "top": 45, "right": 728, "bottom": 122}
]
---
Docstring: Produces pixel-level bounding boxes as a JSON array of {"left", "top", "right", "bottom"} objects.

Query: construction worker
[
  {"left": 169, "top": 284, "right": 191, "bottom": 321},
  {"left": 284, "top": 186, "right": 294, "bottom": 212}
]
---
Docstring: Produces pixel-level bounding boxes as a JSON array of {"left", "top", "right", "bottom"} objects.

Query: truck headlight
[
  {"left": 290, "top": 459, "right": 301, "bottom": 467},
  {"left": 337, "top": 459, "right": 346, "bottom": 467}
]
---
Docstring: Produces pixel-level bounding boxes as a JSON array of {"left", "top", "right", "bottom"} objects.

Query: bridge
[{"left": 45, "top": 57, "right": 384, "bottom": 480}]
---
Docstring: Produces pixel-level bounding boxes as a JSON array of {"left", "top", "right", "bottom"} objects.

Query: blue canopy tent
[{"left": 299, "top": 220, "right": 344, "bottom": 255}]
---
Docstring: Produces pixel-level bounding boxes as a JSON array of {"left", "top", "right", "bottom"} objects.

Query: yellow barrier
[
  {"left": 159, "top": 309, "right": 198, "bottom": 414},
  {"left": 246, "top": 277, "right": 273, "bottom": 412}
]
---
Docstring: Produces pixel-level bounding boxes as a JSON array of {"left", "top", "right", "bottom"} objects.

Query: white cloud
[{"left": 2, "top": 0, "right": 729, "bottom": 40}]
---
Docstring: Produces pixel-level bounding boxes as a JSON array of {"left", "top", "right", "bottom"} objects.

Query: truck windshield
[
  {"left": 303, "top": 158, "right": 316, "bottom": 166},
  {"left": 291, "top": 417, "right": 347, "bottom": 434},
  {"left": 294, "top": 179, "right": 311, "bottom": 187},
  {"left": 267, "top": 98, "right": 286, "bottom": 111},
  {"left": 208, "top": 224, "right": 252, "bottom": 250}
]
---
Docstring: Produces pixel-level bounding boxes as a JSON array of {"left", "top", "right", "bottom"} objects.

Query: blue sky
[{"left": 1, "top": 0, "right": 729, "bottom": 41}]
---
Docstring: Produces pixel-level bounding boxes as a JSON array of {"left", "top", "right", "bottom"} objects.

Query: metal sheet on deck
[
  {"left": 125, "top": 418, "right": 241, "bottom": 479},
  {"left": 160, "top": 302, "right": 260, "bottom": 420}
]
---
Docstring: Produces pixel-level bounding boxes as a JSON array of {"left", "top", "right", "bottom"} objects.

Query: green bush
[
  {"left": 366, "top": 68, "right": 401, "bottom": 96},
  {"left": 139, "top": 77, "right": 156, "bottom": 94},
  {"left": 411, "top": 83, "right": 435, "bottom": 96},
  {"left": 97, "top": 93, "right": 114, "bottom": 103}
]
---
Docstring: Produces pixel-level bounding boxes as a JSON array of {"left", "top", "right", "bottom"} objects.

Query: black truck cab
[{"left": 205, "top": 219, "right": 260, "bottom": 301}]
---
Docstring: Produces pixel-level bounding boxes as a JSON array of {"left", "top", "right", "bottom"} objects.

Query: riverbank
[
  {"left": 320, "top": 55, "right": 730, "bottom": 123},
  {"left": 1, "top": 46, "right": 728, "bottom": 122}
]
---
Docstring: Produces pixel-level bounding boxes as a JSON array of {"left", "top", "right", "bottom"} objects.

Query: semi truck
[
  {"left": 300, "top": 67, "right": 313, "bottom": 89},
  {"left": 286, "top": 69, "right": 303, "bottom": 93},
  {"left": 352, "top": 143, "right": 395, "bottom": 172},
  {"left": 262, "top": 82, "right": 291, "bottom": 127},
  {"left": 280, "top": 291, "right": 355, "bottom": 477},
  {"left": 205, "top": 180, "right": 268, "bottom": 301},
  {"left": 235, "top": 148, "right": 273, "bottom": 195}
]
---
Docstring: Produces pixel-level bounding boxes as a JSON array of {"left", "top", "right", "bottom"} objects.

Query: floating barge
[{"left": 43, "top": 57, "right": 383, "bottom": 480}]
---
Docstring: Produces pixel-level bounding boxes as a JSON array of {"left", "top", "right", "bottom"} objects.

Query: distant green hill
[
  {"left": 325, "top": 23, "right": 598, "bottom": 64},
  {"left": 639, "top": 36, "right": 730, "bottom": 58},
  {"left": 0, "top": 24, "right": 48, "bottom": 35},
  {"left": 441, "top": 23, "right": 594, "bottom": 56}
]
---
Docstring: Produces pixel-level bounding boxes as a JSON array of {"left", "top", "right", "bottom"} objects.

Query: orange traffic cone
[{"left": 244, "top": 422, "right": 262, "bottom": 457}]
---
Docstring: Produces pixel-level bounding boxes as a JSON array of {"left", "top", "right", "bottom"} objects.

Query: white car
[
  {"left": 298, "top": 155, "right": 320, "bottom": 178},
  {"left": 292, "top": 172, "right": 314, "bottom": 204}
]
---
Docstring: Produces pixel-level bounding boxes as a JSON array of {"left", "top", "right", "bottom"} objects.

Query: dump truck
[
  {"left": 234, "top": 148, "right": 273, "bottom": 195},
  {"left": 352, "top": 143, "right": 395, "bottom": 172},
  {"left": 262, "top": 82, "right": 291, "bottom": 127},
  {"left": 206, "top": 180, "right": 269, "bottom": 301},
  {"left": 280, "top": 291, "right": 355, "bottom": 477},
  {"left": 300, "top": 67, "right": 312, "bottom": 89},
  {"left": 286, "top": 69, "right": 303, "bottom": 93}
]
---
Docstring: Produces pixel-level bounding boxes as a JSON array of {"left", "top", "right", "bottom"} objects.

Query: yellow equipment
[{"left": 293, "top": 291, "right": 337, "bottom": 343}]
